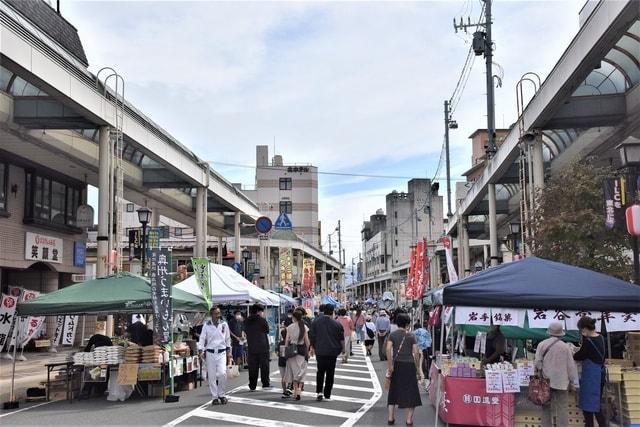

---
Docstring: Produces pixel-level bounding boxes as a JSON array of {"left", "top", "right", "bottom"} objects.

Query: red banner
[
  {"left": 405, "top": 248, "right": 416, "bottom": 299},
  {"left": 415, "top": 240, "right": 426, "bottom": 298},
  {"left": 429, "top": 364, "right": 515, "bottom": 427},
  {"left": 302, "top": 258, "right": 315, "bottom": 296}
]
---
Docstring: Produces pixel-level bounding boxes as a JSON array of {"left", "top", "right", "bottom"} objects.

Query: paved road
[{"left": 0, "top": 343, "right": 441, "bottom": 426}]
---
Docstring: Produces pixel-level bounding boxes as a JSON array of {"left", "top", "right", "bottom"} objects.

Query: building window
[
  {"left": 394, "top": 226, "right": 398, "bottom": 235},
  {"left": 160, "top": 226, "right": 170, "bottom": 239},
  {"left": 394, "top": 211, "right": 397, "bottom": 219},
  {"left": 395, "top": 239, "right": 398, "bottom": 247},
  {"left": 279, "top": 201, "right": 292, "bottom": 214},
  {"left": 174, "top": 227, "right": 182, "bottom": 237},
  {"left": 0, "top": 163, "right": 7, "bottom": 213},
  {"left": 24, "top": 171, "right": 83, "bottom": 230},
  {"left": 279, "top": 177, "right": 292, "bottom": 190},
  {"left": 126, "top": 203, "right": 134, "bottom": 212}
]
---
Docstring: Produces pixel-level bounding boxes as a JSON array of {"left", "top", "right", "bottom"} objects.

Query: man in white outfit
[{"left": 198, "top": 306, "right": 231, "bottom": 405}]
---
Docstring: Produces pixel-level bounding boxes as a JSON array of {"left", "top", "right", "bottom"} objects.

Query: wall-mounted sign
[
  {"left": 75, "top": 205, "right": 94, "bottom": 228},
  {"left": 25, "top": 232, "right": 62, "bottom": 264},
  {"left": 74, "top": 241, "right": 86, "bottom": 267}
]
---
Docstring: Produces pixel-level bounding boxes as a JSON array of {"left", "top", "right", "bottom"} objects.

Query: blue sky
[{"left": 69, "top": 0, "right": 583, "bottom": 262}]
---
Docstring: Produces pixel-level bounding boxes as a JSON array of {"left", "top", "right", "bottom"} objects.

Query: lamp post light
[
  {"left": 137, "top": 207, "right": 151, "bottom": 276},
  {"left": 618, "top": 137, "right": 640, "bottom": 285},
  {"left": 242, "top": 248, "right": 251, "bottom": 279},
  {"left": 509, "top": 222, "right": 521, "bottom": 256}
]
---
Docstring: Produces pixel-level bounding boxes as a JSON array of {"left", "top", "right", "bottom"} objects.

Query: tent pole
[{"left": 9, "top": 341, "right": 18, "bottom": 402}]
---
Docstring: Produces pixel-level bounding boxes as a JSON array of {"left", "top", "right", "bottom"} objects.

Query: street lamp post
[
  {"left": 137, "top": 207, "right": 151, "bottom": 276},
  {"left": 509, "top": 222, "right": 521, "bottom": 256},
  {"left": 617, "top": 137, "right": 640, "bottom": 284},
  {"left": 242, "top": 248, "right": 251, "bottom": 279}
]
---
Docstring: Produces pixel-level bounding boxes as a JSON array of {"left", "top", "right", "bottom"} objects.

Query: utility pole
[
  {"left": 444, "top": 100, "right": 453, "bottom": 217},
  {"left": 328, "top": 234, "right": 333, "bottom": 256},
  {"left": 454, "top": 0, "right": 496, "bottom": 158}
]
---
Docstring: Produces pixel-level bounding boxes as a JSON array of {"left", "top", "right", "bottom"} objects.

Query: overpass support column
[
  {"left": 532, "top": 136, "right": 545, "bottom": 191},
  {"left": 150, "top": 209, "right": 160, "bottom": 228},
  {"left": 195, "top": 187, "right": 206, "bottom": 257},
  {"left": 234, "top": 212, "right": 241, "bottom": 264},
  {"left": 217, "top": 237, "right": 223, "bottom": 264},
  {"left": 462, "top": 216, "right": 471, "bottom": 277},
  {"left": 97, "top": 126, "right": 110, "bottom": 278},
  {"left": 488, "top": 183, "right": 499, "bottom": 266},
  {"left": 321, "top": 262, "right": 327, "bottom": 294}
]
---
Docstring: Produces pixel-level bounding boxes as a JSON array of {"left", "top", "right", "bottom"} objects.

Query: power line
[{"left": 207, "top": 160, "right": 421, "bottom": 180}]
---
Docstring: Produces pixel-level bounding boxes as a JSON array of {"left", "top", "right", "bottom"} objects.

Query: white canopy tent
[{"left": 175, "top": 263, "right": 281, "bottom": 306}]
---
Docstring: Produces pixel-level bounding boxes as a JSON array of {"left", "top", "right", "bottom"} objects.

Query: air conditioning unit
[{"left": 72, "top": 274, "right": 95, "bottom": 283}]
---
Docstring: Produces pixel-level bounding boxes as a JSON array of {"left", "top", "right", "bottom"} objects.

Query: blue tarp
[
  {"left": 321, "top": 295, "right": 340, "bottom": 307},
  {"left": 442, "top": 257, "right": 640, "bottom": 312}
]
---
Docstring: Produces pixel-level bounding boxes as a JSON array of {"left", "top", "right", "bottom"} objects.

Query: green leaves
[{"left": 529, "top": 159, "right": 631, "bottom": 280}]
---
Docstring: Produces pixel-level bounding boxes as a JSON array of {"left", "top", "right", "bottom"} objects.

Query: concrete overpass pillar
[
  {"left": 217, "top": 237, "right": 223, "bottom": 264},
  {"left": 97, "top": 126, "right": 110, "bottom": 278},
  {"left": 532, "top": 136, "right": 545, "bottom": 190},
  {"left": 488, "top": 183, "right": 499, "bottom": 266},
  {"left": 321, "top": 261, "right": 327, "bottom": 294},
  {"left": 195, "top": 187, "right": 206, "bottom": 257},
  {"left": 234, "top": 212, "right": 241, "bottom": 264},
  {"left": 462, "top": 216, "right": 471, "bottom": 277},
  {"left": 150, "top": 209, "right": 160, "bottom": 228}
]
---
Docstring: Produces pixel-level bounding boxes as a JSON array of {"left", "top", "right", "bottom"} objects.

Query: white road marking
[
  {"left": 306, "top": 365, "right": 372, "bottom": 374},
  {"left": 0, "top": 401, "right": 54, "bottom": 418},
  {"left": 164, "top": 343, "right": 381, "bottom": 427},
  {"left": 272, "top": 372, "right": 373, "bottom": 383},
  {"left": 188, "top": 408, "right": 311, "bottom": 427},
  {"left": 253, "top": 387, "right": 370, "bottom": 404},
  {"left": 227, "top": 395, "right": 353, "bottom": 418}
]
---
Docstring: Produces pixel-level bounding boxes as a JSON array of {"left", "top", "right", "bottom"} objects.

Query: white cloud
[{"left": 62, "top": 0, "right": 583, "bottom": 262}]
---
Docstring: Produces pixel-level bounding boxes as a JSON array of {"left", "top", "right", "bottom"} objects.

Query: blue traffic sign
[
  {"left": 232, "top": 262, "right": 242, "bottom": 273},
  {"left": 274, "top": 211, "right": 293, "bottom": 230},
  {"left": 255, "top": 216, "right": 273, "bottom": 234}
]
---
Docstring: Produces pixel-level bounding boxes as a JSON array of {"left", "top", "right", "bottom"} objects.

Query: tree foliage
[{"left": 528, "top": 159, "right": 631, "bottom": 280}]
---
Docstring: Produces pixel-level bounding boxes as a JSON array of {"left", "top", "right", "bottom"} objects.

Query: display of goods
[
  {"left": 623, "top": 369, "right": 640, "bottom": 425},
  {"left": 125, "top": 344, "right": 143, "bottom": 363},
  {"left": 142, "top": 345, "right": 165, "bottom": 363}
]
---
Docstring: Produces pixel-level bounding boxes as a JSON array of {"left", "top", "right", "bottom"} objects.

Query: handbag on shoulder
[
  {"left": 527, "top": 339, "right": 561, "bottom": 406},
  {"left": 285, "top": 342, "right": 299, "bottom": 359}
]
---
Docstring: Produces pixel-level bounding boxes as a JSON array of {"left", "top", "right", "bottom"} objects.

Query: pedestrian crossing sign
[{"left": 274, "top": 211, "right": 293, "bottom": 230}]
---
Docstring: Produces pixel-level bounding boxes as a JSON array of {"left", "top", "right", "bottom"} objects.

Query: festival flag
[
  {"left": 442, "top": 237, "right": 458, "bottom": 283},
  {"left": 405, "top": 248, "right": 416, "bottom": 299},
  {"left": 191, "top": 258, "right": 212, "bottom": 310}
]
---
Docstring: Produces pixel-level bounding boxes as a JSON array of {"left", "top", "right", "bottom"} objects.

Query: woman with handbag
[
  {"left": 284, "top": 309, "right": 310, "bottom": 401},
  {"left": 573, "top": 316, "right": 608, "bottom": 427},
  {"left": 385, "top": 313, "right": 422, "bottom": 426}
]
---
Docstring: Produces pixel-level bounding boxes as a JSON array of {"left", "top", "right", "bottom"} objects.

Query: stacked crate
[{"left": 623, "top": 369, "right": 640, "bottom": 427}]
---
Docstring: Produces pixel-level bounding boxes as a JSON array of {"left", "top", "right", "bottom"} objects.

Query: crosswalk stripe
[
  {"left": 189, "top": 408, "right": 311, "bottom": 427},
  {"left": 236, "top": 386, "right": 370, "bottom": 404},
  {"left": 303, "top": 381, "right": 375, "bottom": 392},
  {"left": 306, "top": 366, "right": 372, "bottom": 374},
  {"left": 272, "top": 372, "right": 373, "bottom": 383},
  {"left": 227, "top": 396, "right": 353, "bottom": 418}
]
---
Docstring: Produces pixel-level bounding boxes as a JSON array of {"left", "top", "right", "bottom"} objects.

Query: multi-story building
[
  {"left": 243, "top": 146, "right": 320, "bottom": 248},
  {"left": 350, "top": 178, "right": 445, "bottom": 302}
]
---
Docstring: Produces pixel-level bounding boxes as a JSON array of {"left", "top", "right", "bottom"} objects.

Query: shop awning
[
  {"left": 17, "top": 272, "right": 208, "bottom": 316},
  {"left": 442, "top": 257, "right": 640, "bottom": 311}
]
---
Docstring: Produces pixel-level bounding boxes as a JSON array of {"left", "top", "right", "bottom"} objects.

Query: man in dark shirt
[
  {"left": 483, "top": 325, "right": 506, "bottom": 365},
  {"left": 244, "top": 304, "right": 271, "bottom": 390},
  {"left": 228, "top": 310, "right": 246, "bottom": 368},
  {"left": 309, "top": 304, "right": 344, "bottom": 401}
]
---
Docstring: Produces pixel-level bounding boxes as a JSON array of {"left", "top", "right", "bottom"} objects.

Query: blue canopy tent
[{"left": 443, "top": 257, "right": 640, "bottom": 312}]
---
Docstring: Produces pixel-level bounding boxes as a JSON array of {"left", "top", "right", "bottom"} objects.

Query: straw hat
[{"left": 547, "top": 321, "right": 565, "bottom": 337}]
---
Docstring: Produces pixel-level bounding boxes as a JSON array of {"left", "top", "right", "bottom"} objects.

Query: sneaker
[
  {"left": 316, "top": 394, "right": 323, "bottom": 402},
  {"left": 283, "top": 389, "right": 293, "bottom": 397},
  {"left": 262, "top": 385, "right": 274, "bottom": 389},
  {"left": 324, "top": 396, "right": 332, "bottom": 401},
  {"left": 211, "top": 398, "right": 219, "bottom": 405},
  {"left": 219, "top": 396, "right": 228, "bottom": 405}
]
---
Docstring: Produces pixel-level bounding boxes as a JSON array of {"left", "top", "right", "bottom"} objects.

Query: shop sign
[
  {"left": 75, "top": 205, "right": 94, "bottom": 228},
  {"left": 25, "top": 232, "right": 62, "bottom": 264},
  {"left": 74, "top": 241, "right": 86, "bottom": 267},
  {"left": 455, "top": 306, "right": 491, "bottom": 326},
  {"left": 279, "top": 247, "right": 293, "bottom": 287},
  {"left": 302, "top": 258, "right": 315, "bottom": 295}
]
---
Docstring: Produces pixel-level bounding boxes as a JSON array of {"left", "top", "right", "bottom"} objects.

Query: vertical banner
[
  {"left": 52, "top": 315, "right": 65, "bottom": 346},
  {"left": 415, "top": 240, "right": 427, "bottom": 299},
  {"left": 20, "top": 290, "right": 44, "bottom": 348},
  {"left": 6, "top": 287, "right": 22, "bottom": 350},
  {"left": 150, "top": 249, "right": 172, "bottom": 345},
  {"left": 62, "top": 315, "right": 79, "bottom": 345},
  {"left": 128, "top": 229, "right": 142, "bottom": 261},
  {"left": 302, "top": 258, "right": 315, "bottom": 298},
  {"left": 192, "top": 258, "right": 212, "bottom": 310},
  {"left": 442, "top": 237, "right": 458, "bottom": 283},
  {"left": 0, "top": 294, "right": 18, "bottom": 351},
  {"left": 279, "top": 247, "right": 293, "bottom": 288},
  {"left": 603, "top": 177, "right": 626, "bottom": 230},
  {"left": 405, "top": 248, "right": 416, "bottom": 299}
]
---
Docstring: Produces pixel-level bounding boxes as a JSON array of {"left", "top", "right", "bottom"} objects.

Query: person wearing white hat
[{"left": 535, "top": 321, "right": 579, "bottom": 427}]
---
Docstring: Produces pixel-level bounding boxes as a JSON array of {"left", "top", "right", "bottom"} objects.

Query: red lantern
[{"left": 626, "top": 204, "right": 640, "bottom": 236}]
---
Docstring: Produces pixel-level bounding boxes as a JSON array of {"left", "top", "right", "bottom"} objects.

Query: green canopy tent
[{"left": 17, "top": 272, "right": 208, "bottom": 315}]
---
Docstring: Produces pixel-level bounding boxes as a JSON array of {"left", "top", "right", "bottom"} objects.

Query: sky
[{"left": 64, "top": 0, "right": 583, "bottom": 270}]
